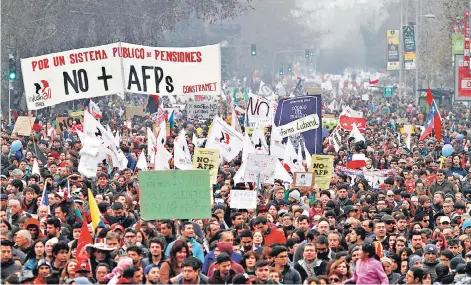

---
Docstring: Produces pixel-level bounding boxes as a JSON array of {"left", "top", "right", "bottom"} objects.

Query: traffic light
[
  {"left": 310, "top": 61, "right": 314, "bottom": 66},
  {"left": 288, "top": 64, "right": 292, "bottom": 72},
  {"left": 305, "top": 50, "right": 310, "bottom": 58},
  {"left": 251, "top": 44, "right": 256, "bottom": 56},
  {"left": 279, "top": 65, "right": 284, "bottom": 76},
  {"left": 8, "top": 54, "right": 16, "bottom": 81},
  {"left": 310, "top": 50, "right": 314, "bottom": 57}
]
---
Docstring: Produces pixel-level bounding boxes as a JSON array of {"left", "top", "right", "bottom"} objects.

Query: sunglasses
[{"left": 330, "top": 278, "right": 340, "bottom": 282}]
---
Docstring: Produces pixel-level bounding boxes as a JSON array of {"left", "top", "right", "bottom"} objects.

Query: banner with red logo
[
  {"left": 455, "top": 54, "right": 471, "bottom": 100},
  {"left": 21, "top": 43, "right": 221, "bottom": 110}
]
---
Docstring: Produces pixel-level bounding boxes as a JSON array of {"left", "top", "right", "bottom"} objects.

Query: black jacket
[
  {"left": 208, "top": 269, "right": 237, "bottom": 284},
  {"left": 294, "top": 259, "right": 327, "bottom": 282}
]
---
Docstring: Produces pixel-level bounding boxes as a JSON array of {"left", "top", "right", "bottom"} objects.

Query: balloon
[
  {"left": 10, "top": 140, "right": 22, "bottom": 152},
  {"left": 457, "top": 134, "right": 464, "bottom": 141},
  {"left": 442, "top": 144, "right": 454, "bottom": 157}
]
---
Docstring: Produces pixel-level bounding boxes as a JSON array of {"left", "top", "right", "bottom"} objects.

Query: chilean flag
[
  {"left": 346, "top": 153, "right": 367, "bottom": 169},
  {"left": 369, "top": 78, "right": 379, "bottom": 85},
  {"left": 88, "top": 100, "right": 102, "bottom": 119},
  {"left": 419, "top": 100, "right": 442, "bottom": 141}
]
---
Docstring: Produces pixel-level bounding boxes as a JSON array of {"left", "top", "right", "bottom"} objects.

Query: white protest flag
[
  {"left": 155, "top": 145, "right": 173, "bottom": 170},
  {"left": 76, "top": 129, "right": 84, "bottom": 142},
  {"left": 275, "top": 158, "right": 293, "bottom": 183},
  {"left": 233, "top": 163, "right": 245, "bottom": 184},
  {"left": 206, "top": 116, "right": 243, "bottom": 162},
  {"left": 303, "top": 140, "right": 312, "bottom": 168},
  {"left": 297, "top": 142, "right": 304, "bottom": 169},
  {"left": 88, "top": 99, "right": 102, "bottom": 119},
  {"left": 284, "top": 138, "right": 304, "bottom": 172},
  {"left": 270, "top": 126, "right": 286, "bottom": 160},
  {"left": 147, "top": 127, "right": 158, "bottom": 164},
  {"left": 83, "top": 110, "right": 128, "bottom": 170},
  {"left": 251, "top": 128, "right": 269, "bottom": 154},
  {"left": 115, "top": 130, "right": 120, "bottom": 146},
  {"left": 156, "top": 121, "right": 167, "bottom": 149},
  {"left": 403, "top": 125, "right": 414, "bottom": 150},
  {"left": 350, "top": 123, "right": 365, "bottom": 142},
  {"left": 174, "top": 131, "right": 193, "bottom": 170},
  {"left": 105, "top": 125, "right": 112, "bottom": 135},
  {"left": 32, "top": 159, "right": 40, "bottom": 175},
  {"left": 136, "top": 150, "right": 148, "bottom": 171},
  {"left": 242, "top": 133, "right": 255, "bottom": 162}
]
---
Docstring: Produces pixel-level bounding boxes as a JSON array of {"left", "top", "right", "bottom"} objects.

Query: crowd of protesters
[{"left": 1, "top": 84, "right": 471, "bottom": 285}]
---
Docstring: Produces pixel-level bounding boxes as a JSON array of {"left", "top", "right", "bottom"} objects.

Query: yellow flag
[{"left": 88, "top": 189, "right": 101, "bottom": 230}]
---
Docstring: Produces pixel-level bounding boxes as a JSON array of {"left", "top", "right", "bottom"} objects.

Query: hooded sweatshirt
[{"left": 207, "top": 242, "right": 245, "bottom": 277}]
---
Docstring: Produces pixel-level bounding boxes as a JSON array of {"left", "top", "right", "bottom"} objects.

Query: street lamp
[{"left": 415, "top": 3, "right": 436, "bottom": 100}]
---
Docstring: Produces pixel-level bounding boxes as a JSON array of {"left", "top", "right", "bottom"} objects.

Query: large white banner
[
  {"left": 121, "top": 43, "right": 221, "bottom": 96},
  {"left": 187, "top": 101, "right": 219, "bottom": 120},
  {"left": 21, "top": 43, "right": 221, "bottom": 110},
  {"left": 230, "top": 190, "right": 257, "bottom": 209}
]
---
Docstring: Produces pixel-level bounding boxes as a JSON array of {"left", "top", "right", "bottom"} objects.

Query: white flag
[
  {"left": 155, "top": 145, "right": 173, "bottom": 170},
  {"left": 350, "top": 123, "right": 365, "bottom": 142},
  {"left": 206, "top": 116, "right": 243, "bottom": 162},
  {"left": 303, "top": 140, "right": 312, "bottom": 169},
  {"left": 136, "top": 150, "right": 148, "bottom": 171},
  {"left": 174, "top": 131, "right": 193, "bottom": 170},
  {"left": 251, "top": 128, "right": 269, "bottom": 154},
  {"left": 284, "top": 138, "right": 304, "bottom": 172},
  {"left": 88, "top": 99, "right": 102, "bottom": 119},
  {"left": 275, "top": 158, "right": 293, "bottom": 183},
  {"left": 242, "top": 133, "right": 255, "bottom": 162},
  {"left": 32, "top": 159, "right": 40, "bottom": 176},
  {"left": 233, "top": 163, "right": 245, "bottom": 184},
  {"left": 147, "top": 127, "right": 158, "bottom": 165},
  {"left": 270, "top": 126, "right": 286, "bottom": 160}
]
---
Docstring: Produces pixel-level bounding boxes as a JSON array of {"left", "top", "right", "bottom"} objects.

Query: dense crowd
[{"left": 1, "top": 86, "right": 471, "bottom": 285}]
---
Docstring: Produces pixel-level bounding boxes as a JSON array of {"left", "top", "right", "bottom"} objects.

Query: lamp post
[{"left": 415, "top": 0, "right": 436, "bottom": 99}]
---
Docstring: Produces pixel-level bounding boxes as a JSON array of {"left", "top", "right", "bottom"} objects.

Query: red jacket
[{"left": 264, "top": 225, "right": 286, "bottom": 246}]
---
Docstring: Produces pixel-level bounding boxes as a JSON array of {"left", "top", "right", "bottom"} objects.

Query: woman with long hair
[
  {"left": 240, "top": 250, "right": 259, "bottom": 276},
  {"left": 328, "top": 259, "right": 352, "bottom": 283},
  {"left": 59, "top": 258, "right": 78, "bottom": 283},
  {"left": 345, "top": 242, "right": 388, "bottom": 284},
  {"left": 159, "top": 240, "right": 189, "bottom": 284},
  {"left": 24, "top": 240, "right": 45, "bottom": 271}
]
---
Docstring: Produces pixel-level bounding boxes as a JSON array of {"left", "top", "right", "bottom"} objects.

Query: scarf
[{"left": 298, "top": 259, "right": 317, "bottom": 277}]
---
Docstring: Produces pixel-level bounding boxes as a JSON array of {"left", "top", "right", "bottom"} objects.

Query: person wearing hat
[
  {"left": 381, "top": 257, "right": 401, "bottom": 285},
  {"left": 208, "top": 253, "right": 238, "bottom": 284},
  {"left": 34, "top": 259, "right": 52, "bottom": 284},
  {"left": 85, "top": 243, "right": 117, "bottom": 277},
  {"left": 423, "top": 244, "right": 439, "bottom": 280},
  {"left": 75, "top": 260, "right": 92, "bottom": 278}
]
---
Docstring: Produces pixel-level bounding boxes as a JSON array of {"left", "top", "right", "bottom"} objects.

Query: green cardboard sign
[{"left": 138, "top": 170, "right": 211, "bottom": 220}]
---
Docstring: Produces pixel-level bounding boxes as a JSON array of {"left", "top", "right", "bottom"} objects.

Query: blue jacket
[
  {"left": 202, "top": 249, "right": 242, "bottom": 275},
  {"left": 165, "top": 238, "right": 204, "bottom": 263}
]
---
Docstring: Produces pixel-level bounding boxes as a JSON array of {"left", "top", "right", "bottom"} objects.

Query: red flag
[
  {"left": 426, "top": 88, "right": 434, "bottom": 106},
  {"left": 76, "top": 218, "right": 93, "bottom": 264},
  {"left": 339, "top": 114, "right": 366, "bottom": 132},
  {"left": 433, "top": 112, "right": 442, "bottom": 140},
  {"left": 369, "top": 78, "right": 379, "bottom": 85}
]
